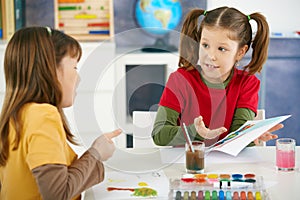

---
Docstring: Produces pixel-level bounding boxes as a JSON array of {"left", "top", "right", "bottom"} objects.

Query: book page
[{"left": 207, "top": 115, "right": 291, "bottom": 156}]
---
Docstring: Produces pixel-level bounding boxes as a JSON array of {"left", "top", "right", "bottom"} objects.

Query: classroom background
[{"left": 0, "top": 0, "right": 299, "bottom": 147}]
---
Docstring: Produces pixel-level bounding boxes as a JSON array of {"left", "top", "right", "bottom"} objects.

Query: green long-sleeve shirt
[{"left": 151, "top": 106, "right": 255, "bottom": 146}]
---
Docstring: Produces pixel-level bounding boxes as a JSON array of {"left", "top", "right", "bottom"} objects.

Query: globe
[{"left": 135, "top": 0, "right": 182, "bottom": 52}]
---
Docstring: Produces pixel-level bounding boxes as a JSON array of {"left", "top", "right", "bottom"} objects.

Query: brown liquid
[{"left": 186, "top": 149, "right": 204, "bottom": 171}]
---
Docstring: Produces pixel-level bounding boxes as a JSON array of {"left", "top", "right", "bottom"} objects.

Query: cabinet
[{"left": 113, "top": 50, "right": 179, "bottom": 147}]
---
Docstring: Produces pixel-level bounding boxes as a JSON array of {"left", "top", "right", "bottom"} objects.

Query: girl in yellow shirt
[{"left": 0, "top": 27, "right": 121, "bottom": 200}]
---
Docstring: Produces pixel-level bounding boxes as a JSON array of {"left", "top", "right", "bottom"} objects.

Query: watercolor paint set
[{"left": 169, "top": 173, "right": 269, "bottom": 200}]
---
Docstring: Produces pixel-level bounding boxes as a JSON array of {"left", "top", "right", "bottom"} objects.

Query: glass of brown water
[{"left": 185, "top": 141, "right": 205, "bottom": 174}]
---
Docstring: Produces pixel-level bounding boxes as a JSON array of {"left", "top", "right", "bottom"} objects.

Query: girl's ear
[{"left": 236, "top": 45, "right": 248, "bottom": 60}]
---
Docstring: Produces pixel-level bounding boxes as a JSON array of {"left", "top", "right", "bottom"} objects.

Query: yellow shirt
[{"left": 0, "top": 103, "right": 77, "bottom": 200}]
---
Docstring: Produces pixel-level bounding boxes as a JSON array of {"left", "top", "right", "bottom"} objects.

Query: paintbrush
[{"left": 181, "top": 123, "right": 195, "bottom": 152}]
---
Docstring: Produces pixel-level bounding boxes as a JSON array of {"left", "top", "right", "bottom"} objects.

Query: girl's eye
[
  {"left": 74, "top": 67, "right": 78, "bottom": 70},
  {"left": 202, "top": 43, "right": 209, "bottom": 48},
  {"left": 218, "top": 47, "right": 226, "bottom": 52}
]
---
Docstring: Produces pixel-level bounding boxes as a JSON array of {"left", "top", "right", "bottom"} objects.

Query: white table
[{"left": 84, "top": 146, "right": 300, "bottom": 200}]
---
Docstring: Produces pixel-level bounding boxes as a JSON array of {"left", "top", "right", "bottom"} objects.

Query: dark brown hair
[
  {"left": 0, "top": 27, "right": 82, "bottom": 166},
  {"left": 179, "top": 7, "right": 270, "bottom": 75}
]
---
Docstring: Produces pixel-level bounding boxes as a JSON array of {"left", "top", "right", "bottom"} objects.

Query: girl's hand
[
  {"left": 254, "top": 124, "right": 284, "bottom": 145},
  {"left": 90, "top": 129, "right": 122, "bottom": 161},
  {"left": 104, "top": 129, "right": 123, "bottom": 142},
  {"left": 194, "top": 116, "right": 227, "bottom": 139}
]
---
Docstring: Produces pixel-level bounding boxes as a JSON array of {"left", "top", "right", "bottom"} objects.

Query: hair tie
[
  {"left": 203, "top": 10, "right": 207, "bottom": 16},
  {"left": 45, "top": 26, "right": 52, "bottom": 36},
  {"left": 247, "top": 15, "right": 251, "bottom": 21}
]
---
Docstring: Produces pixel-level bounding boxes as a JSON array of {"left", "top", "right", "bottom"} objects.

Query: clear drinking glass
[
  {"left": 185, "top": 141, "right": 205, "bottom": 174},
  {"left": 276, "top": 138, "right": 296, "bottom": 171}
]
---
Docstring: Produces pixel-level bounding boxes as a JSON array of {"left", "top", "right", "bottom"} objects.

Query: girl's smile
[{"left": 204, "top": 63, "right": 220, "bottom": 70}]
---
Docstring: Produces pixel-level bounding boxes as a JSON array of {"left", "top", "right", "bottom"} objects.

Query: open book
[{"left": 206, "top": 115, "right": 291, "bottom": 156}]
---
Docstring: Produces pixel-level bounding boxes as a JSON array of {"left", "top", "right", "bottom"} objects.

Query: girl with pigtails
[{"left": 152, "top": 7, "right": 283, "bottom": 146}]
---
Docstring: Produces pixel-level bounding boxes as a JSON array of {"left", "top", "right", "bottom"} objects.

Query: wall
[
  {"left": 207, "top": 0, "right": 300, "bottom": 34},
  {"left": 22, "top": 0, "right": 300, "bottom": 35},
  {"left": 25, "top": 0, "right": 54, "bottom": 27},
  {"left": 263, "top": 38, "right": 300, "bottom": 145}
]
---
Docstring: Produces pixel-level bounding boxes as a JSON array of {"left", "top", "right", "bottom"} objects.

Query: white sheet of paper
[
  {"left": 208, "top": 115, "right": 291, "bottom": 156},
  {"left": 92, "top": 170, "right": 169, "bottom": 199}
]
